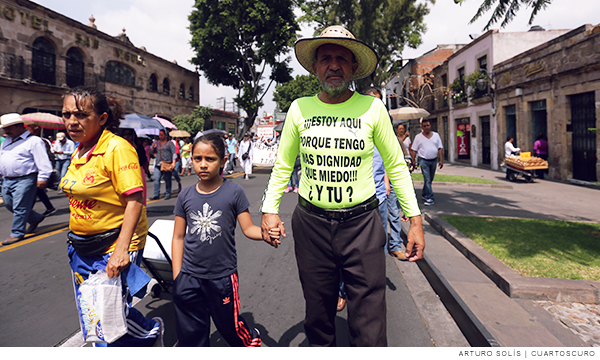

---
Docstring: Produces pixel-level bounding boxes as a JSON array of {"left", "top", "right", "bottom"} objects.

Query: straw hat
[
  {"left": 0, "top": 113, "right": 34, "bottom": 129},
  {"left": 295, "top": 25, "right": 378, "bottom": 81}
]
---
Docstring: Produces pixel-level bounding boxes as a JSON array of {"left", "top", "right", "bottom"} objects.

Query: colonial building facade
[
  {"left": 0, "top": 0, "right": 199, "bottom": 135},
  {"left": 446, "top": 28, "right": 569, "bottom": 170},
  {"left": 494, "top": 24, "right": 600, "bottom": 182}
]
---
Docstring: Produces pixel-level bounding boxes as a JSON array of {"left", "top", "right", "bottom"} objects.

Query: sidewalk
[{"left": 409, "top": 163, "right": 600, "bottom": 346}]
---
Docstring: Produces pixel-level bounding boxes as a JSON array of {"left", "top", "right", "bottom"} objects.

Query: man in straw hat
[
  {"left": 260, "top": 25, "right": 424, "bottom": 346},
  {"left": 0, "top": 113, "right": 53, "bottom": 245}
]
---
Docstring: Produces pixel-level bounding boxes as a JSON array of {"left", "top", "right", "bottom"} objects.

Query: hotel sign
[
  {"left": 114, "top": 47, "right": 147, "bottom": 67},
  {"left": 0, "top": 2, "right": 48, "bottom": 30}
]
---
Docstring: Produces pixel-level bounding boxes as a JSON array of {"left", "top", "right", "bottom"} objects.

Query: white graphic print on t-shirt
[{"left": 189, "top": 202, "right": 222, "bottom": 244}]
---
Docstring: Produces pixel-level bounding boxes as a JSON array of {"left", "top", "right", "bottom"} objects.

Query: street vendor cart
[{"left": 501, "top": 152, "right": 548, "bottom": 182}]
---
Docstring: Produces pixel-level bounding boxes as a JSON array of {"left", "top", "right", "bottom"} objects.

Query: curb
[
  {"left": 401, "top": 214, "right": 588, "bottom": 346},
  {"left": 424, "top": 212, "right": 600, "bottom": 304},
  {"left": 412, "top": 181, "right": 513, "bottom": 189}
]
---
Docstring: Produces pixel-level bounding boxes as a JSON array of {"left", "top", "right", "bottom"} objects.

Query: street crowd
[{"left": 0, "top": 25, "right": 451, "bottom": 347}]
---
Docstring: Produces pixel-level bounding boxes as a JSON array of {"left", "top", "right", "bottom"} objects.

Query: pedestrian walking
[
  {"left": 53, "top": 131, "right": 75, "bottom": 181},
  {"left": 260, "top": 25, "right": 424, "bottom": 346},
  {"left": 533, "top": 133, "right": 548, "bottom": 178},
  {"left": 237, "top": 133, "right": 253, "bottom": 180},
  {"left": 26, "top": 123, "right": 57, "bottom": 216},
  {"left": 180, "top": 137, "right": 192, "bottom": 176},
  {"left": 361, "top": 86, "right": 408, "bottom": 260},
  {"left": 61, "top": 86, "right": 163, "bottom": 347},
  {"left": 225, "top": 133, "right": 238, "bottom": 174},
  {"left": 150, "top": 129, "right": 177, "bottom": 200},
  {"left": 410, "top": 119, "right": 443, "bottom": 206},
  {"left": 171, "top": 133, "right": 280, "bottom": 347},
  {"left": 0, "top": 114, "right": 53, "bottom": 245}
]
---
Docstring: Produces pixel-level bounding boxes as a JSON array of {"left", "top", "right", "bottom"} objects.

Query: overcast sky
[{"left": 35, "top": 0, "right": 600, "bottom": 117}]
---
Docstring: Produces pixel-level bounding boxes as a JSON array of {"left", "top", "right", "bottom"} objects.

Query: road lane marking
[{"left": 0, "top": 224, "right": 69, "bottom": 253}]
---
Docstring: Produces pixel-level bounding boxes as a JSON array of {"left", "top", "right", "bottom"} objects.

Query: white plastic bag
[{"left": 77, "top": 271, "right": 127, "bottom": 343}]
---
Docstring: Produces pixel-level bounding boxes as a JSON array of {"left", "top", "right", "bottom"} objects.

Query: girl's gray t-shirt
[{"left": 174, "top": 179, "right": 250, "bottom": 278}]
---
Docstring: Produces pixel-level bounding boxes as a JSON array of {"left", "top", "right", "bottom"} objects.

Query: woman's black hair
[
  {"left": 193, "top": 133, "right": 226, "bottom": 160},
  {"left": 63, "top": 86, "right": 123, "bottom": 133}
]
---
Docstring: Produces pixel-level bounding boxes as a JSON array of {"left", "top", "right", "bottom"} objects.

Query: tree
[
  {"left": 454, "top": 0, "right": 552, "bottom": 30},
  {"left": 273, "top": 74, "right": 322, "bottom": 112},
  {"left": 298, "top": 0, "right": 433, "bottom": 90},
  {"left": 189, "top": 0, "right": 299, "bottom": 138},
  {"left": 172, "top": 105, "right": 213, "bottom": 136}
]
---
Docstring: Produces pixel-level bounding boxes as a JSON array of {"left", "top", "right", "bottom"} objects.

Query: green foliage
[
  {"left": 411, "top": 173, "right": 500, "bottom": 184},
  {"left": 464, "top": 70, "right": 490, "bottom": 98},
  {"left": 465, "top": 0, "right": 553, "bottom": 31},
  {"left": 172, "top": 106, "right": 213, "bottom": 136},
  {"left": 442, "top": 216, "right": 600, "bottom": 281},
  {"left": 448, "top": 77, "right": 468, "bottom": 104},
  {"left": 297, "top": 0, "right": 433, "bottom": 89},
  {"left": 189, "top": 0, "right": 299, "bottom": 136},
  {"left": 273, "top": 74, "right": 322, "bottom": 112}
]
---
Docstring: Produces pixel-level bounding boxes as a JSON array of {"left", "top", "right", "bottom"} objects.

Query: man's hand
[
  {"left": 37, "top": 180, "right": 47, "bottom": 189},
  {"left": 261, "top": 213, "right": 286, "bottom": 249},
  {"left": 404, "top": 215, "right": 425, "bottom": 262},
  {"left": 438, "top": 161, "right": 444, "bottom": 169}
]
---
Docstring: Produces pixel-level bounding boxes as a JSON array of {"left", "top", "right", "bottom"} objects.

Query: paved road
[{"left": 1, "top": 164, "right": 463, "bottom": 347}]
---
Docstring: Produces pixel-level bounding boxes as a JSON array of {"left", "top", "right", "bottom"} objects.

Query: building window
[
  {"left": 163, "top": 78, "right": 170, "bottom": 95},
  {"left": 148, "top": 74, "right": 158, "bottom": 92},
  {"left": 458, "top": 67, "right": 465, "bottom": 80},
  {"left": 189, "top": 86, "right": 194, "bottom": 101},
  {"left": 217, "top": 121, "right": 225, "bottom": 130},
  {"left": 32, "top": 37, "right": 56, "bottom": 85},
  {"left": 66, "top": 47, "right": 84, "bottom": 88},
  {"left": 179, "top": 83, "right": 185, "bottom": 99},
  {"left": 105, "top": 61, "right": 135, "bottom": 86},
  {"left": 478, "top": 55, "right": 488, "bottom": 72}
]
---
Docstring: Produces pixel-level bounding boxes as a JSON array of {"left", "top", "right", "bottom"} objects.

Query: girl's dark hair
[
  {"left": 193, "top": 133, "right": 226, "bottom": 160},
  {"left": 63, "top": 86, "right": 124, "bottom": 133}
]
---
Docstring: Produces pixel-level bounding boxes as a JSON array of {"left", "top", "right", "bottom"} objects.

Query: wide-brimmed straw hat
[
  {"left": 295, "top": 25, "right": 378, "bottom": 81},
  {"left": 0, "top": 113, "right": 34, "bottom": 129}
]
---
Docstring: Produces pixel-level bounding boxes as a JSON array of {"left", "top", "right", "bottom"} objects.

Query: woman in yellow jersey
[{"left": 61, "top": 86, "right": 163, "bottom": 346}]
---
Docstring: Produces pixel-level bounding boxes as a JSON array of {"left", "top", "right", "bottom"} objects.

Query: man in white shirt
[
  {"left": 0, "top": 114, "right": 53, "bottom": 245},
  {"left": 53, "top": 132, "right": 75, "bottom": 180},
  {"left": 504, "top": 136, "right": 520, "bottom": 157},
  {"left": 410, "top": 119, "right": 443, "bottom": 206}
]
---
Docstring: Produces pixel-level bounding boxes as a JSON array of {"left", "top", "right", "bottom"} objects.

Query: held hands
[
  {"left": 265, "top": 225, "right": 283, "bottom": 248},
  {"left": 261, "top": 214, "right": 286, "bottom": 249}
]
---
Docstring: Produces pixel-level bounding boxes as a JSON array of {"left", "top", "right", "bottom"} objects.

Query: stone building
[
  {"left": 446, "top": 28, "right": 570, "bottom": 170},
  {"left": 494, "top": 24, "right": 600, "bottom": 182},
  {"left": 0, "top": 0, "right": 199, "bottom": 137}
]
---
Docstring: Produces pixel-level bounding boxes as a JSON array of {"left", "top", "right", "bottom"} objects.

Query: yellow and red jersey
[{"left": 62, "top": 129, "right": 147, "bottom": 252}]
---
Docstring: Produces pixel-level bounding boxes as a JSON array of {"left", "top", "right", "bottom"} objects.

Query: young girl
[{"left": 171, "top": 133, "right": 281, "bottom": 347}]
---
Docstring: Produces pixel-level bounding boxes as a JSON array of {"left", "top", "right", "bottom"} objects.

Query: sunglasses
[{"left": 62, "top": 111, "right": 91, "bottom": 120}]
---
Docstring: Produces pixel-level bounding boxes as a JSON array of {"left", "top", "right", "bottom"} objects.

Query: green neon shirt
[{"left": 260, "top": 92, "right": 421, "bottom": 218}]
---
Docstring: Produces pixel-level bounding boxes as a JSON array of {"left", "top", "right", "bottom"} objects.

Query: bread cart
[{"left": 501, "top": 153, "right": 548, "bottom": 182}]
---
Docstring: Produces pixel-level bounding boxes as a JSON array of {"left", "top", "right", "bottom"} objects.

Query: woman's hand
[{"left": 105, "top": 249, "right": 131, "bottom": 278}]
